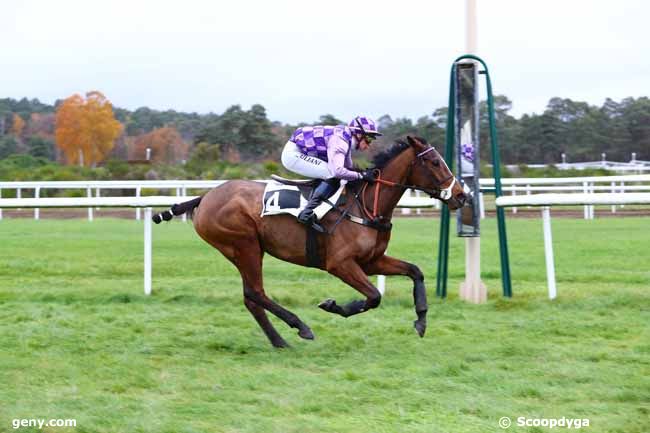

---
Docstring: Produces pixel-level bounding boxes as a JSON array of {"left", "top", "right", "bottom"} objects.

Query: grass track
[{"left": 0, "top": 217, "right": 649, "bottom": 433}]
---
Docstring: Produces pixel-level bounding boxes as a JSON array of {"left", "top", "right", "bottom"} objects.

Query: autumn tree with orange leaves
[
  {"left": 55, "top": 91, "right": 122, "bottom": 166},
  {"left": 11, "top": 114, "right": 25, "bottom": 138},
  {"left": 130, "top": 127, "right": 189, "bottom": 164}
]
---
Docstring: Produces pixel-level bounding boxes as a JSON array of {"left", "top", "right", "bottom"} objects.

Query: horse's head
[{"left": 405, "top": 136, "right": 469, "bottom": 210}]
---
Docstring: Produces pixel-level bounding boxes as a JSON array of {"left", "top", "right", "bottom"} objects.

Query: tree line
[{"left": 0, "top": 93, "right": 648, "bottom": 174}]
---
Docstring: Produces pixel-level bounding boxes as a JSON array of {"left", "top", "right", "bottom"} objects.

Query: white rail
[
  {"left": 3, "top": 175, "right": 650, "bottom": 221},
  {"left": 0, "top": 197, "right": 192, "bottom": 296},
  {"left": 495, "top": 193, "right": 650, "bottom": 300},
  {"left": 0, "top": 195, "right": 439, "bottom": 296}
]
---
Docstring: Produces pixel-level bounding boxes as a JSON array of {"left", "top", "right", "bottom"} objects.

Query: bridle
[{"left": 358, "top": 146, "right": 458, "bottom": 221}]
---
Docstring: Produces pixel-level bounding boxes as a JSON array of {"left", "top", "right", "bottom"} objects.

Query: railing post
[
  {"left": 0, "top": 188, "right": 2, "bottom": 220},
  {"left": 87, "top": 187, "right": 93, "bottom": 221},
  {"left": 590, "top": 182, "right": 595, "bottom": 219},
  {"left": 377, "top": 275, "right": 386, "bottom": 295},
  {"left": 34, "top": 187, "right": 40, "bottom": 220},
  {"left": 182, "top": 187, "right": 188, "bottom": 222},
  {"left": 512, "top": 185, "right": 517, "bottom": 214},
  {"left": 583, "top": 182, "right": 589, "bottom": 219},
  {"left": 611, "top": 181, "right": 616, "bottom": 213},
  {"left": 620, "top": 182, "right": 625, "bottom": 208},
  {"left": 402, "top": 189, "right": 411, "bottom": 215},
  {"left": 479, "top": 192, "right": 485, "bottom": 219},
  {"left": 542, "top": 206, "right": 557, "bottom": 299},
  {"left": 144, "top": 207, "right": 152, "bottom": 295},
  {"left": 136, "top": 187, "right": 141, "bottom": 220}
]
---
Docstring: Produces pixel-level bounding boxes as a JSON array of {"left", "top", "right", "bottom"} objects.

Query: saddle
[
  {"left": 263, "top": 175, "right": 348, "bottom": 268},
  {"left": 270, "top": 174, "right": 319, "bottom": 187},
  {"left": 261, "top": 176, "right": 345, "bottom": 221}
]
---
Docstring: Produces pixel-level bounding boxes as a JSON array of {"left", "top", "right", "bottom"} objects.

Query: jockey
[{"left": 281, "top": 115, "right": 382, "bottom": 229}]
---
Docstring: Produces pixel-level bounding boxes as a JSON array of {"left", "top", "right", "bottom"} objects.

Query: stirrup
[
  {"left": 308, "top": 221, "right": 326, "bottom": 233},
  {"left": 297, "top": 211, "right": 314, "bottom": 224},
  {"left": 297, "top": 214, "right": 326, "bottom": 233}
]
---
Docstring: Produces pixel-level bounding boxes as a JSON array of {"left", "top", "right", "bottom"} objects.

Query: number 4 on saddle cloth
[{"left": 261, "top": 176, "right": 346, "bottom": 224}]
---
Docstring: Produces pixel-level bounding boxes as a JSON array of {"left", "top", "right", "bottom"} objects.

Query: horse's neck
[{"left": 366, "top": 148, "right": 414, "bottom": 219}]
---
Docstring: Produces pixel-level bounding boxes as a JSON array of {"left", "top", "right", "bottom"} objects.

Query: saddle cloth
[{"left": 260, "top": 180, "right": 345, "bottom": 220}]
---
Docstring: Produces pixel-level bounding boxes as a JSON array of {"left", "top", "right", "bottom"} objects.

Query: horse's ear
[{"left": 406, "top": 135, "right": 425, "bottom": 149}]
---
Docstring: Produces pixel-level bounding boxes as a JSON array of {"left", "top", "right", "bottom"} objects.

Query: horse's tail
[{"left": 152, "top": 196, "right": 203, "bottom": 224}]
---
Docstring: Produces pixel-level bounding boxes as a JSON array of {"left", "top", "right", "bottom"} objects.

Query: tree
[
  {"left": 27, "top": 113, "right": 56, "bottom": 140},
  {"left": 195, "top": 104, "right": 280, "bottom": 159},
  {"left": 27, "top": 136, "right": 55, "bottom": 160},
  {"left": 11, "top": 114, "right": 25, "bottom": 138},
  {"left": 55, "top": 91, "right": 122, "bottom": 166},
  {"left": 0, "top": 136, "right": 18, "bottom": 159},
  {"left": 131, "top": 127, "right": 189, "bottom": 163},
  {"left": 185, "top": 142, "right": 221, "bottom": 176},
  {"left": 318, "top": 114, "right": 343, "bottom": 125}
]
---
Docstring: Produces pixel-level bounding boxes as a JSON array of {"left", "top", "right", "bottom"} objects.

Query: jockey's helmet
[{"left": 348, "top": 116, "right": 382, "bottom": 137}]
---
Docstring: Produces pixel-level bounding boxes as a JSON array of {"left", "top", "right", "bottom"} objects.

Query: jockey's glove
[{"left": 361, "top": 169, "right": 377, "bottom": 183}]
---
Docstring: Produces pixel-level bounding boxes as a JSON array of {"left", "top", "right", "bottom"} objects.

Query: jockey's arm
[{"left": 327, "top": 136, "right": 363, "bottom": 181}]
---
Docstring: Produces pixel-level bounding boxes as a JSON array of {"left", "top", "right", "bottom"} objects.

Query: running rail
[{"left": 495, "top": 193, "right": 650, "bottom": 299}]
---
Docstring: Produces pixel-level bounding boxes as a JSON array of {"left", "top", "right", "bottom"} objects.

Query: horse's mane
[
  {"left": 371, "top": 140, "right": 410, "bottom": 169},
  {"left": 371, "top": 137, "right": 429, "bottom": 169}
]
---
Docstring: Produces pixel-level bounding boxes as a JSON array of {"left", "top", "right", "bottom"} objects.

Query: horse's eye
[{"left": 432, "top": 159, "right": 440, "bottom": 167}]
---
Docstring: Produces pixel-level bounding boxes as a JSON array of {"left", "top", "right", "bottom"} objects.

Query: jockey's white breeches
[{"left": 280, "top": 141, "right": 332, "bottom": 180}]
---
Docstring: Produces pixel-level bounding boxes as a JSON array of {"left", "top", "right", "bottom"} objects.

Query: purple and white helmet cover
[{"left": 348, "top": 116, "right": 382, "bottom": 136}]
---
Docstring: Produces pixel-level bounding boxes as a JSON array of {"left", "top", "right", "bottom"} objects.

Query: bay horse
[{"left": 154, "top": 136, "right": 467, "bottom": 348}]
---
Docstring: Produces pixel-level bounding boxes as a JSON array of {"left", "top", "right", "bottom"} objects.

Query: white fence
[
  {"left": 495, "top": 193, "right": 650, "bottom": 300},
  {"left": 3, "top": 190, "right": 649, "bottom": 300},
  {"left": 482, "top": 174, "right": 650, "bottom": 218},
  {"left": 0, "top": 195, "right": 441, "bottom": 296},
  {"left": 2, "top": 174, "right": 650, "bottom": 221},
  {"left": 0, "top": 180, "right": 227, "bottom": 221},
  {"left": 0, "top": 196, "right": 187, "bottom": 296}
]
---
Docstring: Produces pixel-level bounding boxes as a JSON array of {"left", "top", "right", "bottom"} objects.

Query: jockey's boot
[{"left": 297, "top": 178, "right": 340, "bottom": 232}]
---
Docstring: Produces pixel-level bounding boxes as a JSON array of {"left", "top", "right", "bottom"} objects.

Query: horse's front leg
[
  {"left": 363, "top": 255, "right": 427, "bottom": 337},
  {"left": 319, "top": 262, "right": 381, "bottom": 318}
]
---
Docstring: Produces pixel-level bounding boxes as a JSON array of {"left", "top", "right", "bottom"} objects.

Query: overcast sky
[{"left": 2, "top": 0, "right": 648, "bottom": 124}]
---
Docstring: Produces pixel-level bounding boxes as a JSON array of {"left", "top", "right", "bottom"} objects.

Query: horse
[{"left": 153, "top": 136, "right": 468, "bottom": 348}]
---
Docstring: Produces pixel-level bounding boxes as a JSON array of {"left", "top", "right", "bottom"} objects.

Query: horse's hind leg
[
  {"left": 234, "top": 241, "right": 314, "bottom": 345},
  {"left": 319, "top": 262, "right": 382, "bottom": 318}
]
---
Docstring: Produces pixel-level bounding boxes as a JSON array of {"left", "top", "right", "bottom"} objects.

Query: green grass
[{"left": 0, "top": 217, "right": 648, "bottom": 433}]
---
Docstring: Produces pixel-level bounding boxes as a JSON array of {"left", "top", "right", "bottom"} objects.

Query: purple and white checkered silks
[
  {"left": 348, "top": 116, "right": 382, "bottom": 136},
  {"left": 461, "top": 142, "right": 475, "bottom": 161},
  {"left": 291, "top": 125, "right": 352, "bottom": 161}
]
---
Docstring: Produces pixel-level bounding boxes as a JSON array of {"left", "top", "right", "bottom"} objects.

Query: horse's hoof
[
  {"left": 272, "top": 339, "right": 290, "bottom": 349},
  {"left": 298, "top": 327, "right": 315, "bottom": 340},
  {"left": 318, "top": 298, "right": 336, "bottom": 312},
  {"left": 152, "top": 214, "right": 162, "bottom": 224},
  {"left": 413, "top": 319, "right": 426, "bottom": 338}
]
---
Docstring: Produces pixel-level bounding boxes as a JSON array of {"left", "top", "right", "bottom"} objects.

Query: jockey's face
[{"left": 356, "top": 134, "right": 372, "bottom": 151}]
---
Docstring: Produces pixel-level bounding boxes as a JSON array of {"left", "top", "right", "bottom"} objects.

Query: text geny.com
[{"left": 12, "top": 418, "right": 76, "bottom": 429}]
